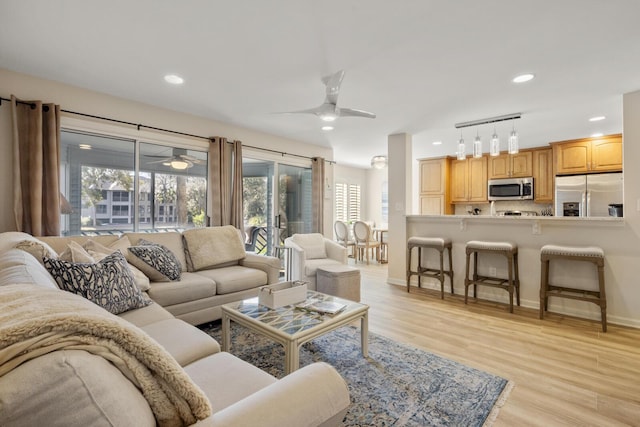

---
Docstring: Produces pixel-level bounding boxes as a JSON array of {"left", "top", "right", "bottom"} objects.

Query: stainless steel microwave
[{"left": 488, "top": 177, "right": 534, "bottom": 201}]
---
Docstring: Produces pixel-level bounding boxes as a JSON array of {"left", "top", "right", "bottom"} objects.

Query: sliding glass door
[{"left": 242, "top": 157, "right": 312, "bottom": 257}]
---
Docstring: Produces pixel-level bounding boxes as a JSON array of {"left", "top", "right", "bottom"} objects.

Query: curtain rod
[{"left": 0, "top": 96, "right": 335, "bottom": 165}]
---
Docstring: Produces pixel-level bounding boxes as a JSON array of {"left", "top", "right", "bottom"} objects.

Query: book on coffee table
[{"left": 296, "top": 298, "right": 347, "bottom": 315}]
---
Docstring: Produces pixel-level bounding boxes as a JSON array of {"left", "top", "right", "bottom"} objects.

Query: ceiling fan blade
[
  {"left": 322, "top": 70, "right": 345, "bottom": 105},
  {"left": 275, "top": 105, "right": 326, "bottom": 115},
  {"left": 338, "top": 107, "right": 376, "bottom": 119},
  {"left": 146, "top": 158, "right": 172, "bottom": 164}
]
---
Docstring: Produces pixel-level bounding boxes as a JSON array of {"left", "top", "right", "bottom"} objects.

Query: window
[
  {"left": 60, "top": 130, "right": 208, "bottom": 235},
  {"left": 335, "top": 183, "right": 361, "bottom": 223},
  {"left": 112, "top": 191, "right": 129, "bottom": 202},
  {"left": 112, "top": 205, "right": 129, "bottom": 216},
  {"left": 381, "top": 181, "right": 388, "bottom": 223}
]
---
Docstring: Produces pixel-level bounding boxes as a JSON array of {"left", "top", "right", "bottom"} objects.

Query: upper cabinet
[
  {"left": 419, "top": 157, "right": 453, "bottom": 215},
  {"left": 532, "top": 148, "right": 553, "bottom": 203},
  {"left": 552, "top": 134, "right": 622, "bottom": 175},
  {"left": 451, "top": 156, "right": 487, "bottom": 203},
  {"left": 488, "top": 151, "right": 533, "bottom": 179}
]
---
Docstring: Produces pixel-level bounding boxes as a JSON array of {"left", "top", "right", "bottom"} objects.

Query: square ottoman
[{"left": 316, "top": 265, "right": 361, "bottom": 302}]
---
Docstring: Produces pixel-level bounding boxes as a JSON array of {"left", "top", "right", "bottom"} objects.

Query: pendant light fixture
[
  {"left": 490, "top": 126, "right": 500, "bottom": 156},
  {"left": 508, "top": 124, "right": 519, "bottom": 154},
  {"left": 457, "top": 132, "right": 466, "bottom": 160},
  {"left": 473, "top": 130, "right": 482, "bottom": 158}
]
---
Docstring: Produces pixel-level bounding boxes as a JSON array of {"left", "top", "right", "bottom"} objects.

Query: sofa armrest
[
  {"left": 324, "top": 239, "right": 347, "bottom": 264},
  {"left": 208, "top": 362, "right": 350, "bottom": 427},
  {"left": 239, "top": 252, "right": 281, "bottom": 284}
]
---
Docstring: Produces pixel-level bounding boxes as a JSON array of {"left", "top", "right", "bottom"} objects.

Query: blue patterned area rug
[{"left": 200, "top": 322, "right": 513, "bottom": 426}]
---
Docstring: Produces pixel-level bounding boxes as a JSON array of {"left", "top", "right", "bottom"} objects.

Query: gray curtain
[
  {"left": 209, "top": 137, "right": 245, "bottom": 239},
  {"left": 311, "top": 157, "right": 325, "bottom": 234},
  {"left": 11, "top": 95, "right": 61, "bottom": 236}
]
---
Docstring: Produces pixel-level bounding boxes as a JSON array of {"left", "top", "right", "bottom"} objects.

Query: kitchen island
[{"left": 399, "top": 214, "right": 634, "bottom": 327}]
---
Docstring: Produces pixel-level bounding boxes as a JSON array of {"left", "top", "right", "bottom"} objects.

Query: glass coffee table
[{"left": 221, "top": 290, "right": 369, "bottom": 374}]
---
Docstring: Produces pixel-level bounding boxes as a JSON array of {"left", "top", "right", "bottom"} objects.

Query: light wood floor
[{"left": 352, "top": 259, "right": 640, "bottom": 426}]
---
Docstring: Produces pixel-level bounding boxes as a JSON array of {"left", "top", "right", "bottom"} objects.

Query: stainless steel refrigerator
[{"left": 555, "top": 172, "right": 623, "bottom": 217}]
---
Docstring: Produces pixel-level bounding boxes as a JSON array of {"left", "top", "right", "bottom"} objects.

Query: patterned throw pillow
[
  {"left": 43, "top": 252, "right": 151, "bottom": 315},
  {"left": 127, "top": 239, "right": 181, "bottom": 282}
]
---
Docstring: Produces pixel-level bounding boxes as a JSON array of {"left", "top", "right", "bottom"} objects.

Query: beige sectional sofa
[
  {"left": 38, "top": 225, "right": 281, "bottom": 325},
  {"left": 0, "top": 230, "right": 351, "bottom": 426}
]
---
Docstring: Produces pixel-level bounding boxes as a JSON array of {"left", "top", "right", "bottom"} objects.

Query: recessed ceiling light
[
  {"left": 164, "top": 74, "right": 184, "bottom": 85},
  {"left": 432, "top": 141, "right": 442, "bottom": 145},
  {"left": 589, "top": 116, "right": 605, "bottom": 122},
  {"left": 79, "top": 144, "right": 92, "bottom": 150},
  {"left": 322, "top": 126, "right": 334, "bottom": 131},
  {"left": 591, "top": 133, "right": 604, "bottom": 138},
  {"left": 512, "top": 73, "right": 535, "bottom": 83}
]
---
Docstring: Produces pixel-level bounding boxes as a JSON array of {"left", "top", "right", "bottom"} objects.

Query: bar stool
[
  {"left": 464, "top": 240, "right": 520, "bottom": 313},
  {"left": 406, "top": 237, "right": 453, "bottom": 299},
  {"left": 539, "top": 245, "right": 607, "bottom": 332}
]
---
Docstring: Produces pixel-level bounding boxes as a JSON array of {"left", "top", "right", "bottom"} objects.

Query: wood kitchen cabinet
[
  {"left": 532, "top": 148, "right": 553, "bottom": 203},
  {"left": 488, "top": 151, "right": 532, "bottom": 179},
  {"left": 552, "top": 134, "right": 622, "bottom": 175},
  {"left": 451, "top": 156, "right": 487, "bottom": 203},
  {"left": 419, "top": 157, "right": 453, "bottom": 214}
]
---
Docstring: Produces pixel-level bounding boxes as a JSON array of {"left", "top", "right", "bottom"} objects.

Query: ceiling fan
[
  {"left": 280, "top": 70, "right": 376, "bottom": 122},
  {"left": 146, "top": 148, "right": 204, "bottom": 170}
]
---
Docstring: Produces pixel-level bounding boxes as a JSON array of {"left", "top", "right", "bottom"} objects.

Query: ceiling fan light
[
  {"left": 320, "top": 113, "right": 337, "bottom": 122},
  {"left": 170, "top": 159, "right": 190, "bottom": 170},
  {"left": 371, "top": 155, "right": 387, "bottom": 169}
]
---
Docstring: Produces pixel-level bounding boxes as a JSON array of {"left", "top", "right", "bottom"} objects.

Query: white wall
[{"left": 0, "top": 68, "right": 334, "bottom": 233}]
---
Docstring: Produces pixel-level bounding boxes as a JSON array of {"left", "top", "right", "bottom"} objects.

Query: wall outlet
[
  {"left": 489, "top": 266, "right": 497, "bottom": 276},
  {"left": 532, "top": 221, "right": 541, "bottom": 235}
]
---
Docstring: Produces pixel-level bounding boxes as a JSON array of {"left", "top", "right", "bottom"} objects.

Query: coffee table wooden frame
[{"left": 221, "top": 291, "right": 369, "bottom": 374}]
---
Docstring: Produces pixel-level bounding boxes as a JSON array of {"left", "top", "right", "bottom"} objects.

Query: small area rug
[{"left": 200, "top": 322, "right": 512, "bottom": 426}]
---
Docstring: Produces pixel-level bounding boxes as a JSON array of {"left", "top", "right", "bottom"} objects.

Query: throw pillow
[
  {"left": 128, "top": 239, "right": 181, "bottom": 282},
  {"left": 14, "top": 240, "right": 58, "bottom": 264},
  {"left": 59, "top": 241, "right": 95, "bottom": 263},
  {"left": 182, "top": 226, "right": 246, "bottom": 271},
  {"left": 84, "top": 238, "right": 151, "bottom": 292},
  {"left": 43, "top": 252, "right": 151, "bottom": 315}
]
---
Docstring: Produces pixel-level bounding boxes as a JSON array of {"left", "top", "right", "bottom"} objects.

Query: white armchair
[{"left": 284, "top": 233, "right": 347, "bottom": 290}]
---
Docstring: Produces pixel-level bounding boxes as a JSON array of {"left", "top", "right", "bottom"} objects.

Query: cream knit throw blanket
[{"left": 0, "top": 284, "right": 212, "bottom": 427}]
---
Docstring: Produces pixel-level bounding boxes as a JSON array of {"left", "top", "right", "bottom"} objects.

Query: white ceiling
[{"left": 2, "top": 1, "right": 640, "bottom": 168}]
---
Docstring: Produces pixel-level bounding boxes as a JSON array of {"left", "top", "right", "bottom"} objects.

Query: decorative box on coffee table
[{"left": 316, "top": 265, "right": 361, "bottom": 302}]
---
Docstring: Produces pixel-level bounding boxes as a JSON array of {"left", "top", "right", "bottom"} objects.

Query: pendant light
[
  {"left": 508, "top": 124, "right": 519, "bottom": 154},
  {"left": 457, "top": 132, "right": 466, "bottom": 160},
  {"left": 473, "top": 130, "right": 482, "bottom": 158},
  {"left": 490, "top": 126, "right": 500, "bottom": 156}
]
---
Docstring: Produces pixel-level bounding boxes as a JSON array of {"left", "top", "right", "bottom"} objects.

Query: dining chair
[
  {"left": 334, "top": 220, "right": 356, "bottom": 258},
  {"left": 353, "top": 221, "right": 381, "bottom": 265}
]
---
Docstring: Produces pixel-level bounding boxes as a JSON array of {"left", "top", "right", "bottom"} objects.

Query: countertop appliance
[
  {"left": 555, "top": 172, "right": 623, "bottom": 217},
  {"left": 488, "top": 177, "right": 534, "bottom": 201}
]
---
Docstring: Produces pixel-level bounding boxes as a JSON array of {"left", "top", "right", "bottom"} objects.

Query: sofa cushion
[
  {"left": 0, "top": 249, "right": 58, "bottom": 289},
  {"left": 0, "top": 350, "right": 156, "bottom": 427},
  {"left": 128, "top": 239, "right": 182, "bottom": 282},
  {"left": 291, "top": 233, "right": 327, "bottom": 259},
  {"left": 118, "top": 301, "right": 174, "bottom": 327},
  {"left": 184, "top": 352, "right": 277, "bottom": 414},
  {"left": 44, "top": 252, "right": 152, "bottom": 315},
  {"left": 147, "top": 272, "right": 217, "bottom": 307},
  {"left": 194, "top": 266, "right": 267, "bottom": 295},
  {"left": 125, "top": 232, "right": 188, "bottom": 271},
  {"left": 303, "top": 258, "right": 343, "bottom": 278},
  {"left": 0, "top": 231, "right": 42, "bottom": 254},
  {"left": 85, "top": 238, "right": 151, "bottom": 292},
  {"left": 140, "top": 318, "right": 220, "bottom": 366},
  {"left": 182, "top": 226, "right": 246, "bottom": 271}
]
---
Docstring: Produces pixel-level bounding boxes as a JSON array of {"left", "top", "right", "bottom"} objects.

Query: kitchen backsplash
[{"left": 454, "top": 200, "right": 555, "bottom": 216}]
